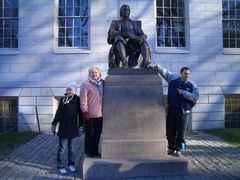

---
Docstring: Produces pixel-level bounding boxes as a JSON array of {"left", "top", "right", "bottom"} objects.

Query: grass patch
[
  {"left": 0, "top": 132, "right": 39, "bottom": 159},
  {"left": 205, "top": 129, "right": 240, "bottom": 148}
]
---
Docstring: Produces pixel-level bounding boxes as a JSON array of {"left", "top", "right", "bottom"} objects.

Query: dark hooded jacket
[{"left": 52, "top": 94, "right": 83, "bottom": 138}]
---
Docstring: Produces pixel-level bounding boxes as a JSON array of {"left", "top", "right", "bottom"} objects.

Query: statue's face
[{"left": 120, "top": 5, "right": 130, "bottom": 18}]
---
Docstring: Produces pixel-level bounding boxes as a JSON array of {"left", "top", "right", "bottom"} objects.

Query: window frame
[
  {"left": 0, "top": 0, "right": 19, "bottom": 55},
  {"left": 53, "top": 0, "right": 90, "bottom": 54},
  {"left": 222, "top": 0, "right": 240, "bottom": 55},
  {"left": 155, "top": 0, "right": 190, "bottom": 54}
]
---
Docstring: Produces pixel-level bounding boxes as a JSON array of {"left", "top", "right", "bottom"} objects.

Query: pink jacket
[{"left": 80, "top": 81, "right": 103, "bottom": 118}]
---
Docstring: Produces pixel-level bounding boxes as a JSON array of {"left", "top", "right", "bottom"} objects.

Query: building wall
[{"left": 0, "top": 0, "right": 239, "bottom": 132}]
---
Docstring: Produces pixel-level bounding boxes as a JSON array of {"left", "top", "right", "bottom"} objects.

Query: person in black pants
[
  {"left": 80, "top": 66, "right": 105, "bottom": 157},
  {"left": 148, "top": 63, "right": 199, "bottom": 157}
]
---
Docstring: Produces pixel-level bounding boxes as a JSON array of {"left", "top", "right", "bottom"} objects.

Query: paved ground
[{"left": 0, "top": 131, "right": 240, "bottom": 180}]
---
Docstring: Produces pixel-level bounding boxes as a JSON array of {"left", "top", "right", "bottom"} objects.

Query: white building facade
[{"left": 0, "top": 0, "right": 239, "bottom": 132}]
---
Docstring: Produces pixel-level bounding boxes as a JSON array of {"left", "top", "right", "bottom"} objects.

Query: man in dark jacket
[
  {"left": 148, "top": 63, "right": 199, "bottom": 157},
  {"left": 107, "top": 4, "right": 151, "bottom": 68},
  {"left": 52, "top": 81, "right": 83, "bottom": 173}
]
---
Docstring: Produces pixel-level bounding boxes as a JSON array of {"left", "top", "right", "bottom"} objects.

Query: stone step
[{"left": 83, "top": 156, "right": 188, "bottom": 179}]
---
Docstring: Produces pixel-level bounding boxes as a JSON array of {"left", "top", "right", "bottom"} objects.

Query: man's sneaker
[
  {"left": 167, "top": 149, "right": 175, "bottom": 155},
  {"left": 59, "top": 168, "right": 67, "bottom": 174},
  {"left": 68, "top": 165, "right": 76, "bottom": 172},
  {"left": 176, "top": 151, "right": 182, "bottom": 157}
]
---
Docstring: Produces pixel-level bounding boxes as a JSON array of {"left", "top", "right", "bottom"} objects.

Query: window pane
[
  {"left": 156, "top": 19, "right": 163, "bottom": 27},
  {"left": 237, "top": 39, "right": 240, "bottom": 48},
  {"left": 66, "top": 7, "right": 73, "bottom": 16},
  {"left": 179, "top": 0, "right": 184, "bottom": 7},
  {"left": 74, "top": 37, "right": 80, "bottom": 46},
  {"left": 67, "top": 0, "right": 73, "bottom": 6},
  {"left": 223, "top": 10, "right": 229, "bottom": 19},
  {"left": 58, "top": 38, "right": 65, "bottom": 46},
  {"left": 4, "top": 8, "right": 10, "bottom": 17},
  {"left": 66, "top": 18, "right": 73, "bottom": 26},
  {"left": 66, "top": 37, "right": 72, "bottom": 46},
  {"left": 59, "top": 7, "right": 65, "bottom": 16},
  {"left": 157, "top": 0, "right": 163, "bottom": 7},
  {"left": 179, "top": 8, "right": 185, "bottom": 17},
  {"left": 172, "top": 38, "right": 178, "bottom": 46},
  {"left": 157, "top": 37, "right": 164, "bottom": 46},
  {"left": 172, "top": 0, "right": 178, "bottom": 8},
  {"left": 230, "top": 10, "right": 235, "bottom": 18},
  {"left": 164, "top": 0, "right": 170, "bottom": 7},
  {"left": 74, "top": 18, "right": 80, "bottom": 26},
  {"left": 59, "top": 19, "right": 65, "bottom": 27},
  {"left": 11, "top": 8, "right": 18, "bottom": 17},
  {"left": 81, "top": 0, "right": 88, "bottom": 6},
  {"left": 157, "top": 8, "right": 163, "bottom": 16},
  {"left": 74, "top": 28, "right": 80, "bottom": 35},
  {"left": 74, "top": 0, "right": 80, "bottom": 6},
  {"left": 0, "top": 39, "right": 3, "bottom": 48},
  {"left": 59, "top": 28, "right": 65, "bottom": 36},
  {"left": 164, "top": 8, "right": 170, "bottom": 17},
  {"left": 81, "top": 36, "right": 88, "bottom": 47},
  {"left": 222, "top": 1, "right": 228, "bottom": 9},
  {"left": 59, "top": 0, "right": 65, "bottom": 7},
  {"left": 81, "top": 6, "right": 88, "bottom": 16},
  {"left": 157, "top": 27, "right": 164, "bottom": 36},
  {"left": 74, "top": 7, "right": 80, "bottom": 16},
  {"left": 66, "top": 27, "right": 72, "bottom": 36},
  {"left": 172, "top": 8, "right": 178, "bottom": 17},
  {"left": 179, "top": 38, "right": 185, "bottom": 46},
  {"left": 12, "top": 38, "right": 17, "bottom": 48},
  {"left": 230, "top": 39, "right": 235, "bottom": 47}
]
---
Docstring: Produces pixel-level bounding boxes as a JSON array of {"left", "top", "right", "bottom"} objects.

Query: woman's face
[
  {"left": 90, "top": 68, "right": 100, "bottom": 80},
  {"left": 66, "top": 88, "right": 74, "bottom": 96}
]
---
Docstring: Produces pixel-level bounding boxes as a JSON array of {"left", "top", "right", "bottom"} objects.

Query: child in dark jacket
[{"left": 52, "top": 81, "right": 83, "bottom": 174}]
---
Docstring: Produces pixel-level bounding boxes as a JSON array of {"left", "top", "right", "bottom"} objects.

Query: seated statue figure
[{"left": 107, "top": 4, "right": 151, "bottom": 68}]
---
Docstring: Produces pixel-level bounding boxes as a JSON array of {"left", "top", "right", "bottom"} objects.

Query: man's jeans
[
  {"left": 57, "top": 137, "right": 77, "bottom": 169},
  {"left": 166, "top": 107, "right": 189, "bottom": 152}
]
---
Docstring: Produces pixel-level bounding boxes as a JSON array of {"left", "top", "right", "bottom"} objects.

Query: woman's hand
[{"left": 83, "top": 112, "right": 90, "bottom": 121}]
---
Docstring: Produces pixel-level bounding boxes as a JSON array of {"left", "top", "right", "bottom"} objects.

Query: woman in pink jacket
[{"left": 80, "top": 66, "right": 104, "bottom": 158}]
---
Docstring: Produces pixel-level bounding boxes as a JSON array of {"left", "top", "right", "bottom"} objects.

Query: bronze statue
[{"left": 107, "top": 4, "right": 151, "bottom": 68}]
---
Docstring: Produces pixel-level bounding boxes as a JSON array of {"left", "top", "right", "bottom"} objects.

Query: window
[
  {"left": 55, "top": 0, "right": 89, "bottom": 53},
  {"left": 156, "top": 0, "right": 189, "bottom": 53},
  {"left": 0, "top": 0, "right": 18, "bottom": 52},
  {"left": 222, "top": 0, "right": 240, "bottom": 54},
  {"left": 0, "top": 98, "right": 18, "bottom": 133},
  {"left": 225, "top": 96, "right": 240, "bottom": 129}
]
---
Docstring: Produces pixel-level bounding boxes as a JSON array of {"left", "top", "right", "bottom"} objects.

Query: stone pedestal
[
  {"left": 83, "top": 69, "right": 188, "bottom": 179},
  {"left": 102, "top": 69, "right": 167, "bottom": 158}
]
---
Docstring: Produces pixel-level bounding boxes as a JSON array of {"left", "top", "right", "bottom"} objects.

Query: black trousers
[
  {"left": 166, "top": 107, "right": 189, "bottom": 151},
  {"left": 84, "top": 117, "right": 102, "bottom": 155}
]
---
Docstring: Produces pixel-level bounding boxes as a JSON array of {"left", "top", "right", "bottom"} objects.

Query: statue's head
[{"left": 120, "top": 4, "right": 130, "bottom": 18}]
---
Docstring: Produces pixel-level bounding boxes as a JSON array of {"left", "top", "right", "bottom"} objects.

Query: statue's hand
[
  {"left": 138, "top": 34, "right": 147, "bottom": 44},
  {"left": 115, "top": 35, "right": 128, "bottom": 44}
]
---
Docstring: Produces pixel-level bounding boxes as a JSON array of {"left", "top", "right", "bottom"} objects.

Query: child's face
[
  {"left": 66, "top": 88, "right": 74, "bottom": 96},
  {"left": 90, "top": 68, "right": 100, "bottom": 80}
]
